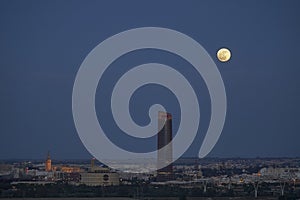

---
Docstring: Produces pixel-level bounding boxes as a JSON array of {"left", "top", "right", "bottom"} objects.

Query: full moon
[{"left": 217, "top": 48, "right": 231, "bottom": 62}]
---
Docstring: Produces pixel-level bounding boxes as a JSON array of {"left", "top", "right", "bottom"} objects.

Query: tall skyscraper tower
[
  {"left": 45, "top": 151, "right": 52, "bottom": 172},
  {"left": 157, "top": 111, "right": 173, "bottom": 181}
]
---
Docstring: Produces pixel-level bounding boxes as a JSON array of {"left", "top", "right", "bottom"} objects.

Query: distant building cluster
[
  {"left": 1, "top": 156, "right": 300, "bottom": 198},
  {"left": 0, "top": 152, "right": 120, "bottom": 186}
]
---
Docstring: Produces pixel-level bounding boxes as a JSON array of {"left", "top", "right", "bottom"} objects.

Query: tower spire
[{"left": 45, "top": 151, "right": 52, "bottom": 172}]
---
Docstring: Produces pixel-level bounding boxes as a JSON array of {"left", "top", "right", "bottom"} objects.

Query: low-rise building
[{"left": 80, "top": 166, "right": 119, "bottom": 186}]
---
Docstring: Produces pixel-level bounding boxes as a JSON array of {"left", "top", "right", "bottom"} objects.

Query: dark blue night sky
[{"left": 1, "top": 0, "right": 300, "bottom": 160}]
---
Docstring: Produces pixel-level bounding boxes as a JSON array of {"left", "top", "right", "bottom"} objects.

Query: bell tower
[{"left": 45, "top": 151, "right": 52, "bottom": 172}]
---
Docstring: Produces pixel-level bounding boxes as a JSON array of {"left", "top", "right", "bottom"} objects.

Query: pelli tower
[{"left": 157, "top": 111, "right": 173, "bottom": 181}]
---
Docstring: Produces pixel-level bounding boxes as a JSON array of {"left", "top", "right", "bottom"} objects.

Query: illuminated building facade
[
  {"left": 52, "top": 166, "right": 81, "bottom": 173},
  {"left": 157, "top": 111, "right": 173, "bottom": 181}
]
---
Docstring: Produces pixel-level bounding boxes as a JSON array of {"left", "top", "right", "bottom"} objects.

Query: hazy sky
[{"left": 1, "top": 0, "right": 300, "bottom": 160}]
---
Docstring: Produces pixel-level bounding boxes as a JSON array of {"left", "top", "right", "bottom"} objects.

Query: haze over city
[{"left": 0, "top": 0, "right": 300, "bottom": 160}]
